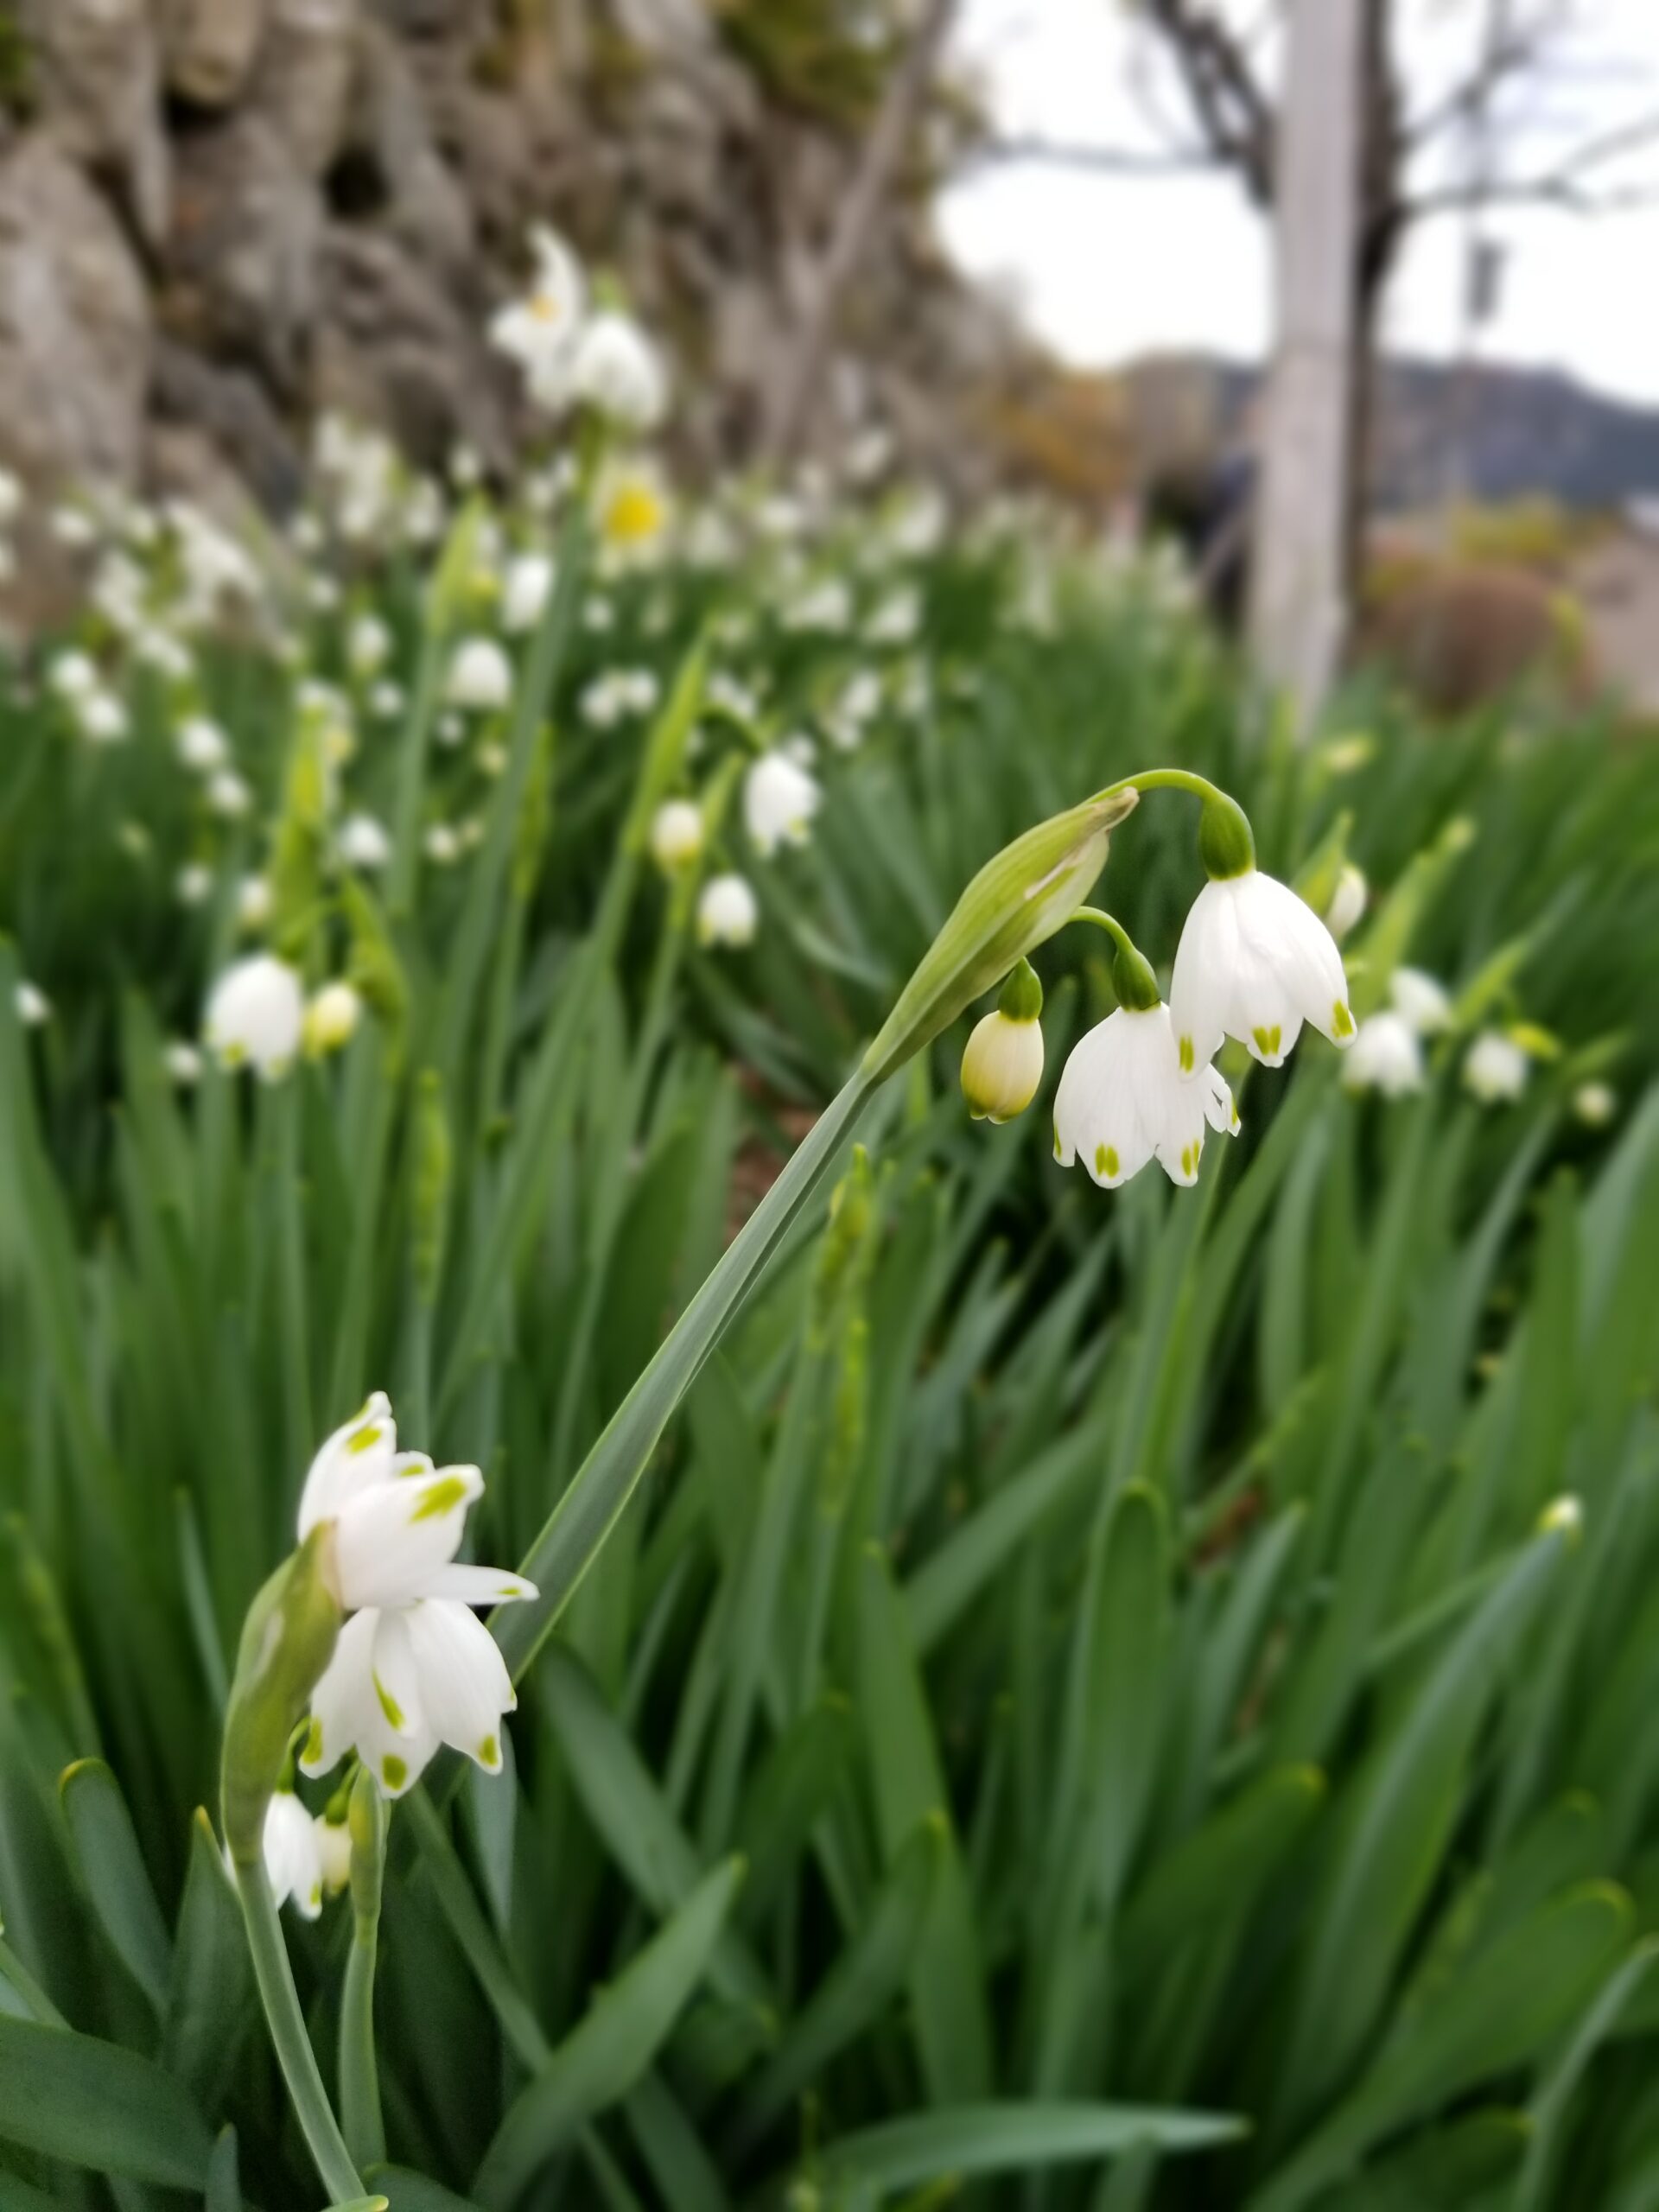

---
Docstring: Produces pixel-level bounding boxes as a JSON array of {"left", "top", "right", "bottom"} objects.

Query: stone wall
[{"left": 0, "top": 0, "right": 1025, "bottom": 569}]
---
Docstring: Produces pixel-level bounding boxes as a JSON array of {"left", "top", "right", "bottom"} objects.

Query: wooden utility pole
[{"left": 1249, "top": 0, "right": 1369, "bottom": 721}]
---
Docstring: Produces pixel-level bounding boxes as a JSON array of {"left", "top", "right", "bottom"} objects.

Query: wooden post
[{"left": 1249, "top": 0, "right": 1368, "bottom": 722}]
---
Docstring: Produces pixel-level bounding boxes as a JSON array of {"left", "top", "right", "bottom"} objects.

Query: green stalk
[
  {"left": 235, "top": 1859, "right": 363, "bottom": 2202},
  {"left": 340, "top": 1774, "right": 388, "bottom": 2171},
  {"left": 494, "top": 1065, "right": 877, "bottom": 1683}
]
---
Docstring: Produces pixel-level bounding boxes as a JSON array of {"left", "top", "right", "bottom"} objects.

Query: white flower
[
  {"left": 490, "top": 227, "right": 587, "bottom": 411},
  {"left": 370, "top": 680, "right": 405, "bottom": 721},
  {"left": 744, "top": 750, "right": 821, "bottom": 858},
  {"left": 315, "top": 1815, "right": 353, "bottom": 1897},
  {"left": 1573, "top": 1080, "right": 1617, "bottom": 1128},
  {"left": 424, "top": 823, "right": 461, "bottom": 865},
  {"left": 784, "top": 576, "right": 854, "bottom": 634},
  {"left": 80, "top": 689, "right": 130, "bottom": 747},
  {"left": 502, "top": 552, "right": 556, "bottom": 635},
  {"left": 175, "top": 861, "right": 213, "bottom": 908},
  {"left": 696, "top": 873, "right": 759, "bottom": 949},
  {"left": 581, "top": 667, "right": 658, "bottom": 728},
  {"left": 650, "top": 799, "right": 703, "bottom": 871},
  {"left": 1464, "top": 1030, "right": 1529, "bottom": 1104},
  {"left": 1342, "top": 1011, "right": 1425, "bottom": 1097},
  {"left": 296, "top": 1394, "right": 536, "bottom": 1797},
  {"left": 339, "top": 812, "right": 392, "bottom": 870},
  {"left": 1053, "top": 1003, "right": 1237, "bottom": 1189},
  {"left": 592, "top": 459, "right": 671, "bottom": 563},
  {"left": 962, "top": 1009, "right": 1044, "bottom": 1125},
  {"left": 348, "top": 613, "right": 391, "bottom": 679},
  {"left": 263, "top": 1790, "right": 323, "bottom": 1920},
  {"left": 14, "top": 979, "right": 50, "bottom": 1027},
  {"left": 164, "top": 1039, "right": 204, "bottom": 1086},
  {"left": 207, "top": 770, "right": 252, "bottom": 820},
  {"left": 446, "top": 637, "right": 512, "bottom": 712},
  {"left": 571, "top": 310, "right": 667, "bottom": 431},
  {"left": 176, "top": 716, "right": 229, "bottom": 773},
  {"left": 49, "top": 651, "right": 98, "bottom": 702},
  {"left": 866, "top": 588, "right": 921, "bottom": 646},
  {"left": 135, "top": 626, "right": 194, "bottom": 683},
  {"left": 1390, "top": 966, "right": 1453, "bottom": 1036},
  {"left": 1168, "top": 868, "right": 1355, "bottom": 1075},
  {"left": 205, "top": 954, "right": 304, "bottom": 1079},
  {"left": 238, "top": 875, "right": 273, "bottom": 931},
  {"left": 1325, "top": 863, "right": 1367, "bottom": 943},
  {"left": 303, "top": 981, "right": 363, "bottom": 1058}
]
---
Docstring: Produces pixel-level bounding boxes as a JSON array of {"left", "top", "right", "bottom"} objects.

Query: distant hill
[{"left": 1122, "top": 352, "right": 1659, "bottom": 513}]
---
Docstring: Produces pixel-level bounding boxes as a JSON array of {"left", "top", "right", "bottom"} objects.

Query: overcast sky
[{"left": 938, "top": 0, "right": 1659, "bottom": 407}]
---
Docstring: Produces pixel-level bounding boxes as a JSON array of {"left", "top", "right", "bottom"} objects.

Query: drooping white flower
[
  {"left": 1389, "top": 966, "right": 1453, "bottom": 1036},
  {"left": 744, "top": 750, "right": 821, "bottom": 858},
  {"left": 446, "top": 637, "right": 512, "bottom": 712},
  {"left": 1324, "top": 863, "right": 1368, "bottom": 943},
  {"left": 1168, "top": 868, "right": 1355, "bottom": 1075},
  {"left": 424, "top": 822, "right": 461, "bottom": 865},
  {"left": 263, "top": 1789, "right": 323, "bottom": 1920},
  {"left": 1573, "top": 1080, "right": 1617, "bottom": 1128},
  {"left": 370, "top": 679, "right": 405, "bottom": 721},
  {"left": 339, "top": 812, "right": 392, "bottom": 870},
  {"left": 696, "top": 872, "right": 759, "bottom": 949},
  {"left": 175, "top": 861, "right": 213, "bottom": 908},
  {"left": 866, "top": 587, "right": 921, "bottom": 646},
  {"left": 315, "top": 1813, "right": 352, "bottom": 1896},
  {"left": 962, "top": 1007, "right": 1044, "bottom": 1125},
  {"left": 490, "top": 227, "right": 587, "bottom": 411},
  {"left": 296, "top": 1394, "right": 535, "bottom": 1798},
  {"left": 502, "top": 552, "right": 556, "bottom": 635},
  {"left": 571, "top": 310, "right": 668, "bottom": 431},
  {"left": 176, "top": 716, "right": 229, "bottom": 773},
  {"left": 238, "top": 875, "right": 273, "bottom": 931},
  {"left": 1053, "top": 1003, "right": 1237, "bottom": 1189},
  {"left": 347, "top": 613, "right": 392, "bottom": 679},
  {"left": 207, "top": 769, "right": 252, "bottom": 820},
  {"left": 14, "top": 979, "right": 50, "bottom": 1027},
  {"left": 1342, "top": 1010, "right": 1425, "bottom": 1097},
  {"left": 1464, "top": 1030, "right": 1529, "bottom": 1104},
  {"left": 79, "top": 689, "right": 130, "bottom": 747},
  {"left": 205, "top": 954, "right": 304, "bottom": 1079},
  {"left": 164, "top": 1039, "right": 204, "bottom": 1086},
  {"left": 783, "top": 576, "right": 854, "bottom": 635},
  {"left": 649, "top": 799, "right": 703, "bottom": 872},
  {"left": 49, "top": 650, "right": 99, "bottom": 702},
  {"left": 303, "top": 981, "right": 363, "bottom": 1058}
]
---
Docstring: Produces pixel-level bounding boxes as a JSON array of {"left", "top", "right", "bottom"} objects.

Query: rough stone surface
[
  {"left": 26, "top": 0, "right": 170, "bottom": 247},
  {"left": 250, "top": 0, "right": 361, "bottom": 178},
  {"left": 160, "top": 0, "right": 269, "bottom": 107},
  {"left": 162, "top": 111, "right": 321, "bottom": 393}
]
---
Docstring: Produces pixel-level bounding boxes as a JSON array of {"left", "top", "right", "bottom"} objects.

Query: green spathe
[
  {"left": 221, "top": 1524, "right": 342, "bottom": 1866},
  {"left": 862, "top": 788, "right": 1136, "bottom": 1082}
]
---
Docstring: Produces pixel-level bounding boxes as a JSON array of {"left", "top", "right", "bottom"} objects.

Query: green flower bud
[
  {"left": 864, "top": 789, "right": 1135, "bottom": 1084},
  {"left": 347, "top": 1766, "right": 387, "bottom": 1927},
  {"left": 221, "top": 1524, "right": 342, "bottom": 1867},
  {"left": 1198, "top": 791, "right": 1255, "bottom": 880}
]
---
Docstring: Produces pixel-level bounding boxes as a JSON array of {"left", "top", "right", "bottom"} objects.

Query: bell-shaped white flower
[
  {"left": 164, "top": 1039, "right": 203, "bottom": 1086},
  {"left": 503, "top": 552, "right": 556, "bottom": 635},
  {"left": 1168, "top": 868, "right": 1354, "bottom": 1076},
  {"left": 206, "top": 954, "right": 304, "bottom": 1079},
  {"left": 1053, "top": 1002, "right": 1236, "bottom": 1189},
  {"left": 14, "top": 979, "right": 50, "bottom": 1027},
  {"left": 1324, "top": 862, "right": 1367, "bottom": 942},
  {"left": 264, "top": 1789, "right": 323, "bottom": 1920},
  {"left": 238, "top": 875, "right": 273, "bottom": 931},
  {"left": 1389, "top": 966, "right": 1453, "bottom": 1035},
  {"left": 207, "top": 769, "right": 252, "bottom": 820},
  {"left": 314, "top": 1812, "right": 353, "bottom": 1897},
  {"left": 348, "top": 613, "right": 391, "bottom": 678},
  {"left": 490, "top": 227, "right": 587, "bottom": 411},
  {"left": 650, "top": 799, "right": 703, "bottom": 872},
  {"left": 177, "top": 715, "right": 229, "bottom": 773},
  {"left": 571, "top": 311, "right": 668, "bottom": 431},
  {"left": 1342, "top": 1010, "right": 1425, "bottom": 1097},
  {"left": 296, "top": 1394, "right": 536, "bottom": 1798},
  {"left": 1573, "top": 1080, "right": 1617, "bottom": 1128},
  {"left": 744, "top": 750, "right": 821, "bottom": 858},
  {"left": 1464, "top": 1030, "right": 1528, "bottom": 1104},
  {"left": 446, "top": 636, "right": 513, "bottom": 712},
  {"left": 176, "top": 862, "right": 213, "bottom": 908},
  {"left": 339, "top": 811, "right": 391, "bottom": 870},
  {"left": 697, "top": 872, "right": 758, "bottom": 948},
  {"left": 962, "top": 1009, "right": 1044, "bottom": 1124},
  {"left": 303, "top": 981, "right": 363, "bottom": 1058}
]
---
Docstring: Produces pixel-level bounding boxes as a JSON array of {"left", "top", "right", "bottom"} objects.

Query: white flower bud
[
  {"left": 696, "top": 872, "right": 759, "bottom": 949},
  {"left": 650, "top": 799, "right": 704, "bottom": 872},
  {"left": 206, "top": 954, "right": 304, "bottom": 1080},
  {"left": 446, "top": 636, "right": 513, "bottom": 712},
  {"left": 303, "top": 981, "right": 364, "bottom": 1058}
]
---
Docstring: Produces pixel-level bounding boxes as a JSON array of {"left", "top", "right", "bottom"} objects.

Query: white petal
[
  {"left": 264, "top": 1792, "right": 322, "bottom": 1920},
  {"left": 1168, "top": 879, "right": 1237, "bottom": 1077},
  {"left": 371, "top": 1607, "right": 426, "bottom": 1740},
  {"left": 330, "top": 1461, "right": 483, "bottom": 1611},
  {"left": 404, "top": 1599, "right": 517, "bottom": 1772},
  {"left": 296, "top": 1392, "right": 397, "bottom": 1538},
  {"left": 301, "top": 1611, "right": 378, "bottom": 1779},
  {"left": 421, "top": 1563, "right": 539, "bottom": 1606}
]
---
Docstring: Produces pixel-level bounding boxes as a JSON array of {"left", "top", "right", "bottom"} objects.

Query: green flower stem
[
  {"left": 234, "top": 1858, "right": 363, "bottom": 2203},
  {"left": 1070, "top": 907, "right": 1161, "bottom": 1012},
  {"left": 494, "top": 1064, "right": 878, "bottom": 1684},
  {"left": 340, "top": 1773, "right": 388, "bottom": 2172},
  {"left": 1092, "top": 766, "right": 1256, "bottom": 879}
]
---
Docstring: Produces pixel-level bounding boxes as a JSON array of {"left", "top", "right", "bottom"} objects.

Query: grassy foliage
[{"left": 2, "top": 486, "right": 1658, "bottom": 2209}]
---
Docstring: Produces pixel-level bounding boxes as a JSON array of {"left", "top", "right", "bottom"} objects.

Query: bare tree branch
[
  {"left": 963, "top": 134, "right": 1221, "bottom": 177},
  {"left": 1141, "top": 0, "right": 1278, "bottom": 206}
]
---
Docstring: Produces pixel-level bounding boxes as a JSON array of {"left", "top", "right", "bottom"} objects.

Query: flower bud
[
  {"left": 863, "top": 787, "right": 1136, "bottom": 1084},
  {"left": 302, "top": 980, "right": 363, "bottom": 1058},
  {"left": 347, "top": 1765, "right": 387, "bottom": 1925},
  {"left": 650, "top": 798, "right": 704, "bottom": 871},
  {"left": 221, "top": 1524, "right": 342, "bottom": 1867},
  {"left": 961, "top": 960, "right": 1046, "bottom": 1124}
]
